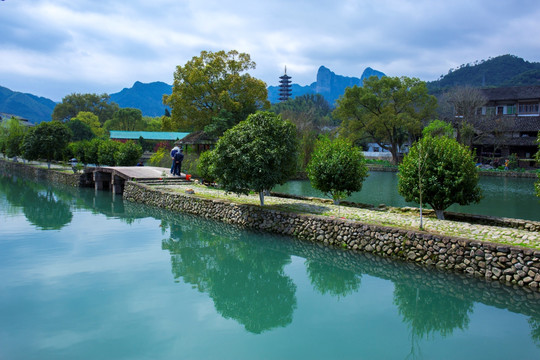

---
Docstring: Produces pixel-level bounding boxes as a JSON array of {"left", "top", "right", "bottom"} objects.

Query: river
[
  {"left": 273, "top": 171, "right": 540, "bottom": 221},
  {"left": 1, "top": 173, "right": 539, "bottom": 359}
]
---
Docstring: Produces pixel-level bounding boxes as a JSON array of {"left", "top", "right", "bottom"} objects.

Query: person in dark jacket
[
  {"left": 170, "top": 146, "right": 179, "bottom": 174},
  {"left": 173, "top": 148, "right": 184, "bottom": 176}
]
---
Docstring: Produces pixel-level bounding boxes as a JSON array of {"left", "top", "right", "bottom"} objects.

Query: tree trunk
[
  {"left": 259, "top": 191, "right": 265, "bottom": 206},
  {"left": 435, "top": 209, "right": 445, "bottom": 220},
  {"left": 390, "top": 144, "right": 399, "bottom": 165}
]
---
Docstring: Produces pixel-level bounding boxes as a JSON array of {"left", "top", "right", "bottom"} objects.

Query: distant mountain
[
  {"left": 267, "top": 66, "right": 386, "bottom": 105},
  {"left": 427, "top": 54, "right": 540, "bottom": 93},
  {"left": 0, "top": 85, "right": 56, "bottom": 123},
  {"left": 109, "top": 81, "right": 172, "bottom": 117}
]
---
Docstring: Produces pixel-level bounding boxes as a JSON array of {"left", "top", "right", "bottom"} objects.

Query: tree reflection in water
[
  {"left": 393, "top": 282, "right": 474, "bottom": 359},
  {"left": 2, "top": 172, "right": 539, "bottom": 348},
  {"left": 162, "top": 221, "right": 297, "bottom": 334},
  {"left": 0, "top": 175, "right": 72, "bottom": 230},
  {"left": 305, "top": 259, "right": 362, "bottom": 297}
]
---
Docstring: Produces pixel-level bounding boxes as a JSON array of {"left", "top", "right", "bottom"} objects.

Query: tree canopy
[
  {"left": 0, "top": 117, "right": 28, "bottom": 158},
  {"left": 71, "top": 111, "right": 107, "bottom": 138},
  {"left": 52, "top": 93, "right": 119, "bottom": 124},
  {"left": 306, "top": 137, "right": 368, "bottom": 204},
  {"left": 334, "top": 76, "right": 437, "bottom": 164},
  {"left": 271, "top": 93, "right": 336, "bottom": 131},
  {"left": 104, "top": 108, "right": 144, "bottom": 131},
  {"left": 163, "top": 50, "right": 270, "bottom": 132},
  {"left": 397, "top": 135, "right": 482, "bottom": 220},
  {"left": 211, "top": 111, "right": 298, "bottom": 206},
  {"left": 66, "top": 119, "right": 95, "bottom": 141},
  {"left": 22, "top": 121, "right": 72, "bottom": 168}
]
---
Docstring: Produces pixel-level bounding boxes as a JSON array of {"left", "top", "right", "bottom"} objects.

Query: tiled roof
[
  {"left": 480, "top": 86, "right": 540, "bottom": 101},
  {"left": 174, "top": 130, "right": 217, "bottom": 144},
  {"left": 473, "top": 136, "right": 538, "bottom": 147},
  {"left": 473, "top": 116, "right": 540, "bottom": 132}
]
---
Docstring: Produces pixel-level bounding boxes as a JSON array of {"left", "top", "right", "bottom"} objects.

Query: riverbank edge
[
  {"left": 1, "top": 159, "right": 539, "bottom": 293},
  {"left": 366, "top": 164, "right": 539, "bottom": 178},
  {"left": 122, "top": 181, "right": 540, "bottom": 293}
]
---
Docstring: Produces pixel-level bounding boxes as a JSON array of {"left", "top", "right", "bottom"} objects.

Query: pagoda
[{"left": 278, "top": 66, "right": 292, "bottom": 102}]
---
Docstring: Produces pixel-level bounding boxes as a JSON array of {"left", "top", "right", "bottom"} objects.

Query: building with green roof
[{"left": 109, "top": 131, "right": 189, "bottom": 141}]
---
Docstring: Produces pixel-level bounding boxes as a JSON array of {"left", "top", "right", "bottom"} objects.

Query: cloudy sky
[{"left": 2, "top": 0, "right": 540, "bottom": 101}]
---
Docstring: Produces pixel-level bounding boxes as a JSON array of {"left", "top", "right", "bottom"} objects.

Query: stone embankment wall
[
  {"left": 0, "top": 159, "right": 82, "bottom": 186},
  {"left": 124, "top": 181, "right": 540, "bottom": 292},
  {"left": 269, "top": 191, "right": 540, "bottom": 232}
]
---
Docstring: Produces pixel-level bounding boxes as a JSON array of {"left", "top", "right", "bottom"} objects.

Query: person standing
[
  {"left": 170, "top": 146, "right": 179, "bottom": 174},
  {"left": 173, "top": 148, "right": 184, "bottom": 176}
]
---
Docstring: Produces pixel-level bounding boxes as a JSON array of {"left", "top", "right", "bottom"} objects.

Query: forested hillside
[{"left": 427, "top": 54, "right": 540, "bottom": 93}]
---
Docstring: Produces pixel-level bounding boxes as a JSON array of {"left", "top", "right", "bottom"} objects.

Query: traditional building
[
  {"left": 278, "top": 66, "right": 292, "bottom": 102},
  {"left": 471, "top": 86, "right": 540, "bottom": 164},
  {"left": 174, "top": 130, "right": 217, "bottom": 154}
]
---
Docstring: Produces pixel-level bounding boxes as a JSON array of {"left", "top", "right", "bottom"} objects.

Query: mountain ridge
[
  {"left": 267, "top": 66, "right": 385, "bottom": 104},
  {"left": 2, "top": 55, "right": 539, "bottom": 123}
]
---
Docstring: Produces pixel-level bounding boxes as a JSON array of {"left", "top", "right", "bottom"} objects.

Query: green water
[
  {"left": 273, "top": 172, "right": 540, "bottom": 221},
  {"left": 1, "top": 173, "right": 539, "bottom": 359}
]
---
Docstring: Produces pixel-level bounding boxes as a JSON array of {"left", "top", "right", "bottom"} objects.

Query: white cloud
[{"left": 1, "top": 0, "right": 539, "bottom": 100}]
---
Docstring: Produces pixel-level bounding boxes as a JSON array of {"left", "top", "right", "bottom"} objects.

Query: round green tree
[
  {"left": 212, "top": 111, "right": 298, "bottom": 206},
  {"left": 306, "top": 137, "right": 368, "bottom": 204},
  {"left": 115, "top": 141, "right": 143, "bottom": 166},
  {"left": 97, "top": 139, "right": 121, "bottom": 166},
  {"left": 398, "top": 136, "right": 482, "bottom": 220},
  {"left": 22, "top": 121, "right": 72, "bottom": 168}
]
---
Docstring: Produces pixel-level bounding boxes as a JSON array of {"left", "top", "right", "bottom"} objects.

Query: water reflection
[
  {"left": 393, "top": 283, "right": 473, "bottom": 339},
  {"left": 305, "top": 260, "right": 362, "bottom": 297},
  {"left": 0, "top": 175, "right": 72, "bottom": 230},
  {"left": 161, "top": 221, "right": 297, "bottom": 334},
  {"left": 273, "top": 173, "right": 540, "bottom": 221},
  {"left": 1, "top": 172, "right": 540, "bottom": 351}
]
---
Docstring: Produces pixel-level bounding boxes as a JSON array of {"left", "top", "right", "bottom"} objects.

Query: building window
[
  {"left": 497, "top": 106, "right": 504, "bottom": 115},
  {"left": 506, "top": 105, "right": 516, "bottom": 115},
  {"left": 518, "top": 103, "right": 539, "bottom": 114},
  {"left": 486, "top": 107, "right": 495, "bottom": 115}
]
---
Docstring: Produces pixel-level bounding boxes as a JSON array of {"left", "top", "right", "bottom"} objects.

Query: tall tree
[
  {"left": 22, "top": 121, "right": 72, "bottom": 168},
  {"left": 163, "top": 50, "right": 270, "bottom": 131},
  {"left": 211, "top": 111, "right": 298, "bottom": 206},
  {"left": 0, "top": 117, "right": 28, "bottom": 158},
  {"left": 437, "top": 86, "right": 487, "bottom": 146},
  {"left": 335, "top": 76, "right": 437, "bottom": 164},
  {"left": 272, "top": 94, "right": 336, "bottom": 170},
  {"left": 104, "top": 108, "right": 144, "bottom": 131},
  {"left": 71, "top": 111, "right": 107, "bottom": 138},
  {"left": 66, "top": 119, "right": 95, "bottom": 141},
  {"left": 52, "top": 93, "right": 119, "bottom": 124}
]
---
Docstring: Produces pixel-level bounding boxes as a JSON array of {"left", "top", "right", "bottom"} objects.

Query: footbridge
[{"left": 88, "top": 166, "right": 189, "bottom": 194}]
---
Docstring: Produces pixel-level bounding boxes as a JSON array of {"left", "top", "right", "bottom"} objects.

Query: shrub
[
  {"left": 306, "top": 137, "right": 368, "bottom": 204},
  {"left": 98, "top": 140, "right": 121, "bottom": 166},
  {"left": 197, "top": 150, "right": 216, "bottom": 183},
  {"left": 398, "top": 135, "right": 482, "bottom": 220},
  {"left": 115, "top": 141, "right": 143, "bottom": 166}
]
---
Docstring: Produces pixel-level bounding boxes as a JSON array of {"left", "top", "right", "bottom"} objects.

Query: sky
[{"left": 2, "top": 0, "right": 540, "bottom": 102}]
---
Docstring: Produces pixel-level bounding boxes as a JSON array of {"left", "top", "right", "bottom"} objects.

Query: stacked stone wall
[
  {"left": 123, "top": 181, "right": 540, "bottom": 292},
  {"left": 0, "top": 159, "right": 81, "bottom": 187}
]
